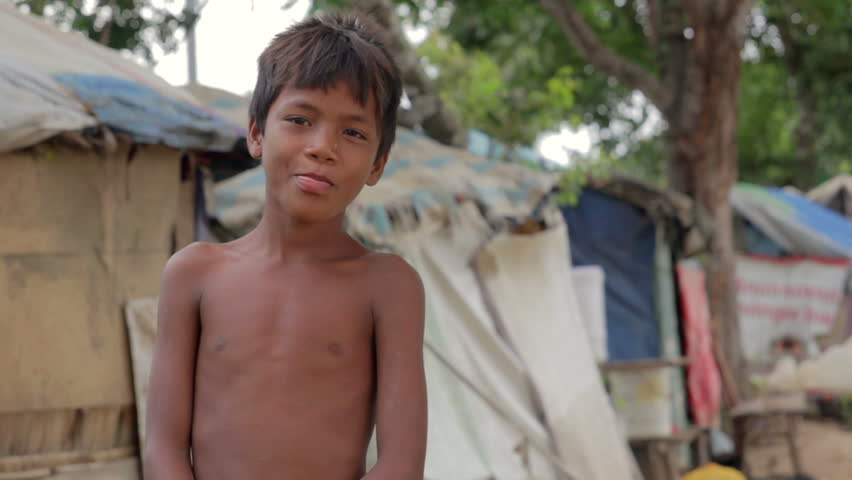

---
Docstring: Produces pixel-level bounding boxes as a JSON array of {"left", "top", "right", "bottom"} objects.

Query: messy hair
[{"left": 249, "top": 12, "right": 403, "bottom": 160}]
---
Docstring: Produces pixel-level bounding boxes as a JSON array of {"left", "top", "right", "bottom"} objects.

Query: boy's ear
[
  {"left": 366, "top": 152, "right": 389, "bottom": 186},
  {"left": 247, "top": 117, "right": 264, "bottom": 159}
]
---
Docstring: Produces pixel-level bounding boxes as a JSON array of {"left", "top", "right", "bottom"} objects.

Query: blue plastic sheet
[
  {"left": 561, "top": 189, "right": 660, "bottom": 361},
  {"left": 55, "top": 73, "right": 241, "bottom": 152},
  {"left": 734, "top": 184, "right": 852, "bottom": 257}
]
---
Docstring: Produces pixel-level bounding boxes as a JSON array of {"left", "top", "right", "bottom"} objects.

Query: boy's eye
[
  {"left": 286, "top": 117, "right": 311, "bottom": 126},
  {"left": 344, "top": 128, "right": 367, "bottom": 140}
]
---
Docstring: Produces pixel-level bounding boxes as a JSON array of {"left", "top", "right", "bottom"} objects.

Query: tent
[
  {"left": 807, "top": 174, "right": 852, "bottom": 219},
  {"left": 560, "top": 176, "right": 707, "bottom": 362},
  {"left": 733, "top": 183, "right": 852, "bottom": 258},
  {"left": 0, "top": 4, "right": 241, "bottom": 478},
  {"left": 560, "top": 176, "right": 721, "bottom": 459},
  {"left": 730, "top": 184, "right": 852, "bottom": 369},
  {"left": 200, "top": 126, "right": 641, "bottom": 479}
]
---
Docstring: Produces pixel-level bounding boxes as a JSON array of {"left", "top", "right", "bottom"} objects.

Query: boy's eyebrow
[{"left": 284, "top": 100, "right": 322, "bottom": 114}]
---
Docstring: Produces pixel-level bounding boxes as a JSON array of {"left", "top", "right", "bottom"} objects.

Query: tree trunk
[
  {"left": 665, "top": 4, "right": 750, "bottom": 400},
  {"left": 543, "top": 0, "right": 753, "bottom": 400}
]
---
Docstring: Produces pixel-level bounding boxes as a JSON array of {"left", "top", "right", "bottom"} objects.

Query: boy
[{"left": 143, "top": 12, "right": 427, "bottom": 480}]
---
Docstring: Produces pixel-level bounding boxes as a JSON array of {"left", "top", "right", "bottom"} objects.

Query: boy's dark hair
[{"left": 249, "top": 12, "right": 402, "bottom": 161}]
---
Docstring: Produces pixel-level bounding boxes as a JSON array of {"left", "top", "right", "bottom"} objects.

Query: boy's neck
[{"left": 250, "top": 203, "right": 351, "bottom": 262}]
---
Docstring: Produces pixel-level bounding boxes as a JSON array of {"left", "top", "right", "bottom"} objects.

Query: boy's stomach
[{"left": 189, "top": 349, "right": 376, "bottom": 480}]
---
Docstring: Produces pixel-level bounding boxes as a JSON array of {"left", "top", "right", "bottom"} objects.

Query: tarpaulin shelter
[
  {"left": 559, "top": 176, "right": 720, "bottom": 445},
  {"left": 197, "top": 127, "right": 641, "bottom": 480},
  {"left": 561, "top": 176, "right": 708, "bottom": 362},
  {"left": 730, "top": 184, "right": 852, "bottom": 369},
  {"left": 733, "top": 183, "right": 852, "bottom": 258},
  {"left": 807, "top": 174, "right": 852, "bottom": 219},
  {"left": 0, "top": 4, "right": 241, "bottom": 478}
]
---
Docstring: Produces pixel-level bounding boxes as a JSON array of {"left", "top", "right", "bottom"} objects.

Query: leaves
[
  {"left": 416, "top": 32, "right": 578, "bottom": 147},
  {"left": 395, "top": 0, "right": 850, "bottom": 188}
]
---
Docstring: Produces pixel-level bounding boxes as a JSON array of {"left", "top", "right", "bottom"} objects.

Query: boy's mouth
[{"left": 294, "top": 173, "right": 334, "bottom": 194}]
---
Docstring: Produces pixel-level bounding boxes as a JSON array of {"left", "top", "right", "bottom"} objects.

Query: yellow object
[{"left": 681, "top": 463, "right": 747, "bottom": 480}]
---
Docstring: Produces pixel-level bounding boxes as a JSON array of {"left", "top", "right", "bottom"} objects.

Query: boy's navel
[
  {"left": 327, "top": 342, "right": 344, "bottom": 356},
  {"left": 213, "top": 338, "right": 226, "bottom": 352}
]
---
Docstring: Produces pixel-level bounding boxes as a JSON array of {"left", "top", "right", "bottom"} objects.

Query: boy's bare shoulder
[
  {"left": 162, "top": 242, "right": 227, "bottom": 285},
  {"left": 363, "top": 252, "right": 424, "bottom": 297}
]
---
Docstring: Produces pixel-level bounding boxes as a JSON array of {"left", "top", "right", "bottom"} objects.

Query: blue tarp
[
  {"left": 733, "top": 184, "right": 852, "bottom": 257},
  {"left": 562, "top": 189, "right": 660, "bottom": 361},
  {"left": 55, "top": 74, "right": 242, "bottom": 152}
]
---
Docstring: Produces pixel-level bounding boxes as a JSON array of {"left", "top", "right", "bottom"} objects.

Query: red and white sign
[{"left": 737, "top": 256, "right": 850, "bottom": 363}]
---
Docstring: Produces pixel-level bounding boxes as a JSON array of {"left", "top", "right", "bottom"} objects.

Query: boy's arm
[
  {"left": 143, "top": 244, "right": 207, "bottom": 480},
  {"left": 364, "top": 255, "right": 427, "bottom": 480}
]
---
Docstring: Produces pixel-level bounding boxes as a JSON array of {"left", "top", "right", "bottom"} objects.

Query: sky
[{"left": 152, "top": 0, "right": 591, "bottom": 164}]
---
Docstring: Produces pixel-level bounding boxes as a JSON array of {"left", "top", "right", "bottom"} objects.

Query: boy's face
[{"left": 248, "top": 82, "right": 388, "bottom": 223}]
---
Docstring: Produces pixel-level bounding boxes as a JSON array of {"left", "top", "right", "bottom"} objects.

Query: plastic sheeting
[
  {"left": 211, "top": 129, "right": 559, "bottom": 242},
  {"left": 476, "top": 224, "right": 639, "bottom": 480},
  {"left": 736, "top": 256, "right": 850, "bottom": 364},
  {"left": 0, "top": 3, "right": 241, "bottom": 152},
  {"left": 125, "top": 298, "right": 159, "bottom": 448},
  {"left": 571, "top": 266, "right": 608, "bottom": 361},
  {"left": 732, "top": 184, "right": 852, "bottom": 258},
  {"left": 0, "top": 3, "right": 192, "bottom": 101},
  {"left": 392, "top": 205, "right": 558, "bottom": 479},
  {"left": 56, "top": 74, "right": 240, "bottom": 152},
  {"left": 0, "top": 55, "right": 96, "bottom": 151},
  {"left": 808, "top": 174, "right": 852, "bottom": 219},
  {"left": 676, "top": 263, "right": 722, "bottom": 427},
  {"left": 561, "top": 189, "right": 660, "bottom": 361}
]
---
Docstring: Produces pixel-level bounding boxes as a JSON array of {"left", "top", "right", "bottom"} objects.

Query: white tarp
[
  {"left": 476, "top": 225, "right": 638, "bottom": 480},
  {"left": 0, "top": 3, "right": 194, "bottom": 102},
  {"left": 125, "top": 298, "right": 159, "bottom": 448},
  {"left": 731, "top": 185, "right": 852, "bottom": 258},
  {"left": 0, "top": 3, "right": 239, "bottom": 153},
  {"left": 808, "top": 174, "right": 852, "bottom": 218},
  {"left": 0, "top": 54, "right": 97, "bottom": 152},
  {"left": 571, "top": 265, "right": 607, "bottom": 362},
  {"left": 394, "top": 204, "right": 559, "bottom": 479},
  {"left": 737, "top": 256, "right": 851, "bottom": 363}
]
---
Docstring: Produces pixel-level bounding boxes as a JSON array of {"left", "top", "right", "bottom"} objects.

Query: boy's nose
[{"left": 305, "top": 128, "right": 339, "bottom": 163}]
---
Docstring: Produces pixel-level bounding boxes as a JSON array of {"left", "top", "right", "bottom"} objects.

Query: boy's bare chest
[{"left": 197, "top": 262, "right": 375, "bottom": 367}]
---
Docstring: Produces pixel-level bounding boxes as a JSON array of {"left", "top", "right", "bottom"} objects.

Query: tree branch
[
  {"left": 540, "top": 0, "right": 672, "bottom": 110},
  {"left": 646, "top": 0, "right": 661, "bottom": 50}
]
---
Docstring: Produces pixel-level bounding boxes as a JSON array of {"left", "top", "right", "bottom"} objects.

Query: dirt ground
[{"left": 745, "top": 419, "right": 852, "bottom": 480}]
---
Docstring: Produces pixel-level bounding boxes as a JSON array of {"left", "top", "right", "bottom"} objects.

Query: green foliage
[
  {"left": 737, "top": 61, "right": 799, "bottom": 186},
  {"left": 15, "top": 0, "right": 198, "bottom": 64},
  {"left": 408, "top": 0, "right": 850, "bottom": 188},
  {"left": 739, "top": 0, "right": 852, "bottom": 187},
  {"left": 440, "top": 0, "right": 655, "bottom": 137},
  {"left": 417, "top": 33, "right": 577, "bottom": 146},
  {"left": 308, "top": 0, "right": 849, "bottom": 187},
  {"left": 556, "top": 153, "right": 617, "bottom": 206}
]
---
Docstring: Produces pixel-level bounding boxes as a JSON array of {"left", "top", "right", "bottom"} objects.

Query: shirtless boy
[{"left": 143, "top": 13, "right": 427, "bottom": 480}]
